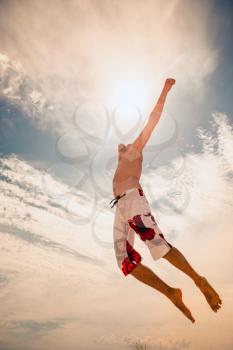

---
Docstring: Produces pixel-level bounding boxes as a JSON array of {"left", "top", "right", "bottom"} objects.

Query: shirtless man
[{"left": 110, "top": 78, "right": 222, "bottom": 323}]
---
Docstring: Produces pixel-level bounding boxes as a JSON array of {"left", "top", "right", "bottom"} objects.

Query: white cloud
[
  {"left": 0, "top": 53, "right": 60, "bottom": 134},
  {"left": 0, "top": 0, "right": 221, "bottom": 137},
  {"left": 0, "top": 154, "right": 102, "bottom": 260}
]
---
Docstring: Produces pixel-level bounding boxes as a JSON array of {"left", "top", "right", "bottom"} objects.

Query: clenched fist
[{"left": 164, "top": 78, "right": 176, "bottom": 92}]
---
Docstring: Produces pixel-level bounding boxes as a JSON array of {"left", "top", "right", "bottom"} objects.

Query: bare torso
[
  {"left": 112, "top": 79, "right": 176, "bottom": 197},
  {"left": 112, "top": 144, "right": 143, "bottom": 197}
]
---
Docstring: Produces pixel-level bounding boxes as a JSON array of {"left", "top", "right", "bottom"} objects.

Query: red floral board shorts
[{"left": 112, "top": 187, "right": 173, "bottom": 276}]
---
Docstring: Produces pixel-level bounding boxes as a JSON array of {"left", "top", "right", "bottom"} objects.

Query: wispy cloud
[
  {"left": 0, "top": 223, "right": 102, "bottom": 266},
  {"left": 8, "top": 318, "right": 67, "bottom": 335},
  {"left": 0, "top": 154, "right": 104, "bottom": 264}
]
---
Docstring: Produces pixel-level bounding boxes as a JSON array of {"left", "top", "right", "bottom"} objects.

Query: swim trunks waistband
[{"left": 109, "top": 187, "right": 143, "bottom": 208}]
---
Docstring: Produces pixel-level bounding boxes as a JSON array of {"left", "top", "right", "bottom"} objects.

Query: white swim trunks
[{"left": 110, "top": 187, "right": 173, "bottom": 276}]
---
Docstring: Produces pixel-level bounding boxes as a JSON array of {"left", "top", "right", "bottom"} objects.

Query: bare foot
[
  {"left": 168, "top": 288, "right": 195, "bottom": 323},
  {"left": 195, "top": 276, "right": 222, "bottom": 312}
]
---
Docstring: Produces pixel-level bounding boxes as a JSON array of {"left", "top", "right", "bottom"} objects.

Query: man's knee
[
  {"left": 115, "top": 255, "right": 142, "bottom": 277},
  {"left": 162, "top": 245, "right": 174, "bottom": 259}
]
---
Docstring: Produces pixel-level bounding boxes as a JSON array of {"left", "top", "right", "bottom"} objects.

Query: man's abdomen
[{"left": 113, "top": 176, "right": 142, "bottom": 197}]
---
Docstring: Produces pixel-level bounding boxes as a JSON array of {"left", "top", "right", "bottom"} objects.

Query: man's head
[{"left": 118, "top": 143, "right": 131, "bottom": 153}]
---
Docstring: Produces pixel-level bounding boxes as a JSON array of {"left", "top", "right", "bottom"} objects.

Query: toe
[
  {"left": 185, "top": 307, "right": 195, "bottom": 323},
  {"left": 190, "top": 315, "right": 195, "bottom": 323},
  {"left": 211, "top": 304, "right": 217, "bottom": 311}
]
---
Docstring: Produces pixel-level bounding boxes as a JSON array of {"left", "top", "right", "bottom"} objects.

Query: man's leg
[
  {"left": 130, "top": 261, "right": 173, "bottom": 296},
  {"left": 162, "top": 246, "right": 201, "bottom": 284},
  {"left": 162, "top": 246, "right": 222, "bottom": 311},
  {"left": 130, "top": 262, "right": 195, "bottom": 323},
  {"left": 125, "top": 213, "right": 195, "bottom": 322}
]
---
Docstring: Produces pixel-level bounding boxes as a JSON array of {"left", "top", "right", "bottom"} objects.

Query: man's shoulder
[{"left": 130, "top": 144, "right": 143, "bottom": 158}]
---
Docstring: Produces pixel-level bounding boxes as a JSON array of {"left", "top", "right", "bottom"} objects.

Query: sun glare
[{"left": 110, "top": 78, "right": 148, "bottom": 120}]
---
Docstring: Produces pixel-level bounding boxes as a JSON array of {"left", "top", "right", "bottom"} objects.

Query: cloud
[
  {"left": 0, "top": 223, "right": 103, "bottom": 266},
  {"left": 94, "top": 333, "right": 190, "bottom": 349},
  {"left": 0, "top": 269, "right": 18, "bottom": 289},
  {"left": 143, "top": 112, "right": 233, "bottom": 217},
  {"left": 0, "top": 53, "right": 48, "bottom": 114},
  {"left": 0, "top": 318, "right": 69, "bottom": 350},
  {"left": 0, "top": 0, "right": 221, "bottom": 137},
  {"left": 8, "top": 319, "right": 66, "bottom": 335},
  {"left": 0, "top": 154, "right": 105, "bottom": 266},
  {"left": 0, "top": 53, "right": 64, "bottom": 135}
]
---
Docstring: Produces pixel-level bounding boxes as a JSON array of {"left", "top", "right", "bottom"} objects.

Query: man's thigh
[{"left": 127, "top": 212, "right": 172, "bottom": 260}]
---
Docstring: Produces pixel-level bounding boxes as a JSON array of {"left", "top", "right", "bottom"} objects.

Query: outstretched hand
[{"left": 164, "top": 78, "right": 176, "bottom": 92}]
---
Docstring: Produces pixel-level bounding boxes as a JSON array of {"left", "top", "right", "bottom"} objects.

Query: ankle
[
  {"left": 165, "top": 286, "right": 176, "bottom": 298},
  {"left": 194, "top": 275, "right": 204, "bottom": 287}
]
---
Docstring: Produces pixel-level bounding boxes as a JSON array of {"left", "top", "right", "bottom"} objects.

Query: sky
[{"left": 0, "top": 0, "right": 233, "bottom": 349}]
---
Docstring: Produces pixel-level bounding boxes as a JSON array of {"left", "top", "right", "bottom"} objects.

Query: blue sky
[
  {"left": 203, "top": 0, "right": 233, "bottom": 119},
  {"left": 0, "top": 1, "right": 233, "bottom": 349}
]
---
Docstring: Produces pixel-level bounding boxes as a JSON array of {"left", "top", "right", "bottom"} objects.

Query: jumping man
[{"left": 110, "top": 78, "right": 222, "bottom": 323}]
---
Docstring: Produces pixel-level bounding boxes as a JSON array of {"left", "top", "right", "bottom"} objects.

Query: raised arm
[{"left": 132, "top": 78, "right": 176, "bottom": 152}]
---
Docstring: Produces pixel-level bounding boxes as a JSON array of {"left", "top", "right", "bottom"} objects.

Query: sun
[{"left": 110, "top": 78, "right": 148, "bottom": 120}]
